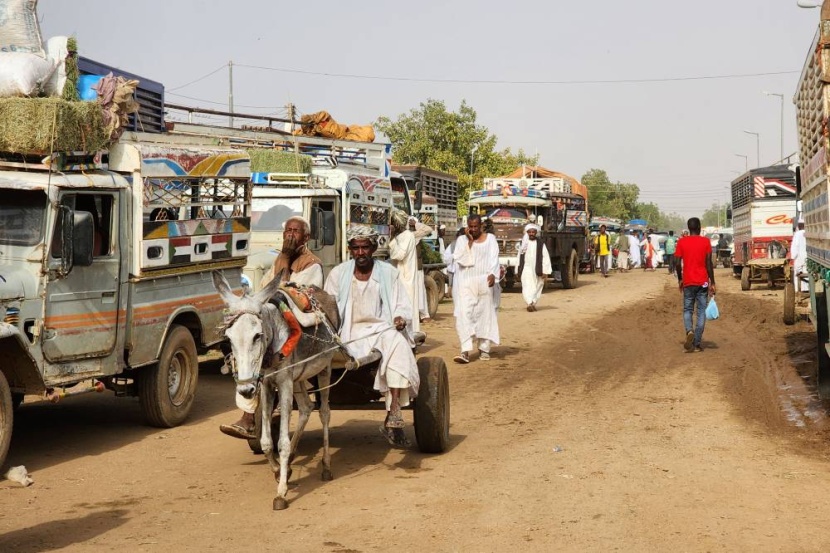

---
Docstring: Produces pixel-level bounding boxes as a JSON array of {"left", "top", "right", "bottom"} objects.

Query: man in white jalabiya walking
[
  {"left": 517, "top": 223, "right": 552, "bottom": 312},
  {"left": 452, "top": 214, "right": 500, "bottom": 363},
  {"left": 792, "top": 219, "right": 807, "bottom": 292},
  {"left": 325, "top": 225, "right": 420, "bottom": 447},
  {"left": 627, "top": 230, "right": 642, "bottom": 268},
  {"left": 389, "top": 210, "right": 421, "bottom": 333}
]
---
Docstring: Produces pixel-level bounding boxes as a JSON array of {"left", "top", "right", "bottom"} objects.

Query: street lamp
[
  {"left": 763, "top": 91, "right": 785, "bottom": 162},
  {"left": 734, "top": 153, "right": 748, "bottom": 172},
  {"left": 743, "top": 130, "right": 760, "bottom": 167}
]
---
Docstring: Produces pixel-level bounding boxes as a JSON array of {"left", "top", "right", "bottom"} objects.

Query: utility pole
[
  {"left": 228, "top": 60, "right": 234, "bottom": 128},
  {"left": 286, "top": 103, "right": 296, "bottom": 133}
]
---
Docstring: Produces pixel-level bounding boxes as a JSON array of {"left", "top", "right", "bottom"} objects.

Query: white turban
[
  {"left": 346, "top": 224, "right": 379, "bottom": 245},
  {"left": 524, "top": 223, "right": 541, "bottom": 233}
]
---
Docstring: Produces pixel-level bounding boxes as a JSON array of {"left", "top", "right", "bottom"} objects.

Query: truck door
[
  {"left": 309, "top": 199, "right": 338, "bottom": 278},
  {"left": 43, "top": 192, "right": 121, "bottom": 363}
]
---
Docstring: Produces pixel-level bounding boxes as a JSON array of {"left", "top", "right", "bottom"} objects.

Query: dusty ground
[{"left": 4, "top": 266, "right": 830, "bottom": 551}]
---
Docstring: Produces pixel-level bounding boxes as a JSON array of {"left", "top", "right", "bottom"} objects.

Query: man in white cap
[
  {"left": 517, "top": 223, "right": 552, "bottom": 311},
  {"left": 792, "top": 218, "right": 807, "bottom": 292},
  {"left": 389, "top": 210, "right": 421, "bottom": 332},
  {"left": 325, "top": 225, "right": 420, "bottom": 447}
]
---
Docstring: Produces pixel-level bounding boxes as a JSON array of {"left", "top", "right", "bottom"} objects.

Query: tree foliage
[
  {"left": 376, "top": 99, "right": 538, "bottom": 214},
  {"left": 700, "top": 202, "right": 731, "bottom": 228}
]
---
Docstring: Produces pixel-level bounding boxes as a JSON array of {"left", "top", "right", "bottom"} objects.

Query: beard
[{"left": 282, "top": 236, "right": 299, "bottom": 256}]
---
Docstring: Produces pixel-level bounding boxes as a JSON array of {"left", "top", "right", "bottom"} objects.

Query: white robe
[
  {"left": 389, "top": 229, "right": 420, "bottom": 332},
  {"left": 453, "top": 234, "right": 501, "bottom": 349},
  {"left": 443, "top": 240, "right": 459, "bottom": 299},
  {"left": 792, "top": 228, "right": 807, "bottom": 292},
  {"left": 628, "top": 234, "right": 641, "bottom": 267},
  {"left": 324, "top": 263, "right": 420, "bottom": 407},
  {"left": 518, "top": 240, "right": 552, "bottom": 305}
]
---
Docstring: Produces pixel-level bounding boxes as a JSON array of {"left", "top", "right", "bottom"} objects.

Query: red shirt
[{"left": 674, "top": 235, "right": 712, "bottom": 287}]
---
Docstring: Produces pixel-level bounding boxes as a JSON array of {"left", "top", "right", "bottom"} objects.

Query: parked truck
[
  {"left": 469, "top": 166, "right": 588, "bottom": 289},
  {"left": 794, "top": 1, "right": 830, "bottom": 397},
  {"left": 730, "top": 165, "right": 796, "bottom": 290},
  {"left": 0, "top": 133, "right": 253, "bottom": 468}
]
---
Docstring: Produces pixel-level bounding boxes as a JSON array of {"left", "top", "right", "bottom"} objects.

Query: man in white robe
[
  {"left": 220, "top": 216, "right": 322, "bottom": 440},
  {"left": 325, "top": 225, "right": 420, "bottom": 447},
  {"left": 517, "top": 223, "right": 552, "bottom": 311},
  {"left": 452, "top": 214, "right": 500, "bottom": 363},
  {"left": 792, "top": 220, "right": 807, "bottom": 292},
  {"left": 389, "top": 210, "right": 420, "bottom": 333},
  {"left": 627, "top": 230, "right": 642, "bottom": 268},
  {"left": 409, "top": 216, "right": 433, "bottom": 323}
]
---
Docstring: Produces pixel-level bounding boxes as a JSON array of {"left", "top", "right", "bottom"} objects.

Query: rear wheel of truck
[
  {"left": 428, "top": 270, "right": 446, "bottom": 303},
  {"left": 425, "top": 275, "right": 440, "bottom": 319},
  {"left": 561, "top": 249, "right": 578, "bottom": 289},
  {"left": 740, "top": 266, "right": 751, "bottom": 291},
  {"left": 816, "top": 292, "right": 830, "bottom": 400},
  {"left": 0, "top": 371, "right": 13, "bottom": 470},
  {"left": 139, "top": 325, "right": 199, "bottom": 428}
]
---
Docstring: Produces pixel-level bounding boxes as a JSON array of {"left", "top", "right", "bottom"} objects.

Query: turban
[
  {"left": 524, "top": 223, "right": 541, "bottom": 233},
  {"left": 346, "top": 224, "right": 379, "bottom": 245},
  {"left": 390, "top": 208, "right": 409, "bottom": 229}
]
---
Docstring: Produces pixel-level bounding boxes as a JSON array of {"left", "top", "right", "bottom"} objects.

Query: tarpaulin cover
[{"left": 294, "top": 110, "right": 376, "bottom": 143}]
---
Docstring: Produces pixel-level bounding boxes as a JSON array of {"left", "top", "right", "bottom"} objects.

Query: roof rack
[
  {"left": 0, "top": 150, "right": 107, "bottom": 172},
  {"left": 251, "top": 172, "right": 327, "bottom": 187}
]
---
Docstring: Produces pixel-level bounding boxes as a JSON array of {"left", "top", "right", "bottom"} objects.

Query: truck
[
  {"left": 468, "top": 166, "right": 589, "bottom": 289},
  {"left": 391, "top": 165, "right": 459, "bottom": 231},
  {"left": 729, "top": 165, "right": 796, "bottom": 290},
  {"left": 0, "top": 132, "right": 253, "bottom": 468},
  {"left": 794, "top": 1, "right": 830, "bottom": 398}
]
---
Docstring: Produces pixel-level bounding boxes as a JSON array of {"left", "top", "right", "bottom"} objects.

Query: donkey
[{"left": 212, "top": 271, "right": 339, "bottom": 510}]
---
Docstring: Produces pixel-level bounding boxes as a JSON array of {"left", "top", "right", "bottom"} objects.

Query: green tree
[
  {"left": 700, "top": 202, "right": 731, "bottom": 228},
  {"left": 581, "top": 169, "right": 641, "bottom": 221},
  {"left": 376, "top": 99, "right": 538, "bottom": 214}
]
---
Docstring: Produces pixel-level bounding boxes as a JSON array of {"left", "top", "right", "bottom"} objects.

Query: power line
[
  {"left": 234, "top": 63, "right": 799, "bottom": 85},
  {"left": 165, "top": 91, "right": 285, "bottom": 111},
  {"left": 168, "top": 65, "right": 227, "bottom": 91}
]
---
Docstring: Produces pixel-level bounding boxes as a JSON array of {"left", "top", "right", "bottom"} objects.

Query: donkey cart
[{"left": 248, "top": 348, "right": 451, "bottom": 455}]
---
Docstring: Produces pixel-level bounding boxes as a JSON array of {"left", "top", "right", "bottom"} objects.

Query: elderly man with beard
[
  {"left": 517, "top": 223, "right": 552, "bottom": 311},
  {"left": 325, "top": 225, "right": 420, "bottom": 447},
  {"left": 219, "top": 215, "right": 323, "bottom": 440},
  {"left": 452, "top": 214, "right": 501, "bottom": 363}
]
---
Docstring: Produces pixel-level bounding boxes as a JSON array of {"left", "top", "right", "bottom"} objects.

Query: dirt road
[{"left": 4, "top": 267, "right": 830, "bottom": 551}]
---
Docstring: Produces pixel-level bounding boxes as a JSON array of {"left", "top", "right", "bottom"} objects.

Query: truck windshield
[
  {"left": 251, "top": 198, "right": 303, "bottom": 232},
  {"left": 485, "top": 207, "right": 531, "bottom": 222},
  {"left": 0, "top": 189, "right": 47, "bottom": 246}
]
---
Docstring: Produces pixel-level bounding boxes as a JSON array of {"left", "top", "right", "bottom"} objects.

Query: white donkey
[{"left": 212, "top": 271, "right": 338, "bottom": 510}]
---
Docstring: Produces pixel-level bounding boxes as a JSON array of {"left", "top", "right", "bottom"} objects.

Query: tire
[
  {"left": 424, "top": 275, "right": 440, "bottom": 319},
  {"left": 561, "top": 249, "right": 578, "bottom": 289},
  {"left": 816, "top": 292, "right": 830, "bottom": 400},
  {"left": 139, "top": 325, "right": 199, "bottom": 427},
  {"left": 0, "top": 372, "right": 12, "bottom": 470},
  {"left": 11, "top": 392, "right": 23, "bottom": 412},
  {"left": 783, "top": 279, "right": 796, "bottom": 326},
  {"left": 414, "top": 357, "right": 450, "bottom": 454},
  {"left": 428, "top": 270, "right": 446, "bottom": 303},
  {"left": 504, "top": 272, "right": 515, "bottom": 290},
  {"left": 740, "top": 266, "right": 751, "bottom": 291}
]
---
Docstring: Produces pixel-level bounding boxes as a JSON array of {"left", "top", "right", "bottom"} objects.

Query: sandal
[
  {"left": 219, "top": 423, "right": 256, "bottom": 440},
  {"left": 385, "top": 409, "right": 405, "bottom": 429},
  {"left": 379, "top": 426, "right": 412, "bottom": 449},
  {"left": 453, "top": 352, "right": 470, "bottom": 364}
]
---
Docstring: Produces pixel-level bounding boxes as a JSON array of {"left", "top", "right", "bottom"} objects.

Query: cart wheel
[
  {"left": 428, "top": 270, "right": 446, "bottom": 303},
  {"left": 414, "top": 357, "right": 450, "bottom": 454},
  {"left": 783, "top": 279, "right": 796, "bottom": 325},
  {"left": 740, "top": 266, "right": 751, "bottom": 291},
  {"left": 424, "top": 275, "right": 440, "bottom": 319},
  {"left": 561, "top": 249, "right": 579, "bottom": 289},
  {"left": 0, "top": 371, "right": 12, "bottom": 470}
]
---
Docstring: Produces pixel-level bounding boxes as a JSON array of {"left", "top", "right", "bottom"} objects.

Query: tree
[
  {"left": 581, "top": 169, "right": 641, "bottom": 221},
  {"left": 700, "top": 202, "right": 731, "bottom": 228},
  {"left": 376, "top": 99, "right": 538, "bottom": 214}
]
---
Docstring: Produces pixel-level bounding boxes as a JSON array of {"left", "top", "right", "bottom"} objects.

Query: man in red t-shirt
[{"left": 673, "top": 217, "right": 716, "bottom": 352}]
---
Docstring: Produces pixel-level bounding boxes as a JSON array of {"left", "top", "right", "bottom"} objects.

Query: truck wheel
[
  {"left": 740, "top": 266, "right": 751, "bottom": 291},
  {"left": 783, "top": 279, "right": 796, "bottom": 325},
  {"left": 11, "top": 392, "right": 23, "bottom": 412},
  {"left": 561, "top": 249, "right": 578, "bottom": 289},
  {"left": 139, "top": 325, "right": 199, "bottom": 428},
  {"left": 816, "top": 292, "right": 830, "bottom": 400},
  {"left": 414, "top": 357, "right": 450, "bottom": 454},
  {"left": 428, "top": 270, "right": 446, "bottom": 303},
  {"left": 425, "top": 275, "right": 440, "bottom": 319},
  {"left": 504, "top": 273, "right": 515, "bottom": 290},
  {"left": 0, "top": 371, "right": 12, "bottom": 470}
]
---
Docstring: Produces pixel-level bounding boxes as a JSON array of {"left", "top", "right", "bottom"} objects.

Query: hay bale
[
  {"left": 0, "top": 98, "right": 109, "bottom": 154},
  {"left": 247, "top": 149, "right": 312, "bottom": 174}
]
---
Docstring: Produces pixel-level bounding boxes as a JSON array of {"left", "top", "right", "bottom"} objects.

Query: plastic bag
[
  {"left": 0, "top": 51, "right": 56, "bottom": 97},
  {"left": 705, "top": 296, "right": 719, "bottom": 320}
]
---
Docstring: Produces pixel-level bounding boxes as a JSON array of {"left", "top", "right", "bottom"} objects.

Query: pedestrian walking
[
  {"left": 674, "top": 217, "right": 716, "bottom": 353},
  {"left": 665, "top": 230, "right": 678, "bottom": 275},
  {"left": 594, "top": 224, "right": 612, "bottom": 277},
  {"left": 517, "top": 223, "right": 552, "bottom": 311}
]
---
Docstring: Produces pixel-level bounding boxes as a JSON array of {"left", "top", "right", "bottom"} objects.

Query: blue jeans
[{"left": 683, "top": 285, "right": 708, "bottom": 347}]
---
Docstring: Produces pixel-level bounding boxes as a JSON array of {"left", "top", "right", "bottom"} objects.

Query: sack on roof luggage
[
  {"left": 0, "top": 51, "right": 56, "bottom": 97},
  {"left": 0, "top": 0, "right": 45, "bottom": 56}
]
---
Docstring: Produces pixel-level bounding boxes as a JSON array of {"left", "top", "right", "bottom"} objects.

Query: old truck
[
  {"left": 468, "top": 166, "right": 589, "bottom": 289},
  {"left": 793, "top": 1, "right": 830, "bottom": 397},
  {"left": 730, "top": 165, "right": 796, "bottom": 290},
  {"left": 392, "top": 165, "right": 459, "bottom": 231},
  {"left": 0, "top": 133, "right": 252, "bottom": 468}
]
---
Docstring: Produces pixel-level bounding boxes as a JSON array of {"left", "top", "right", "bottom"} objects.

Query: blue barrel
[{"left": 77, "top": 74, "right": 104, "bottom": 101}]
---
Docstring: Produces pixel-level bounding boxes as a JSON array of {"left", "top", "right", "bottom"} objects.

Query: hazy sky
[{"left": 39, "top": 0, "right": 822, "bottom": 218}]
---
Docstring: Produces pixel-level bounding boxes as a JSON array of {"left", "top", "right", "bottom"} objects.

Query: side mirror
[
  {"left": 72, "top": 211, "right": 94, "bottom": 267},
  {"left": 726, "top": 207, "right": 732, "bottom": 220}
]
